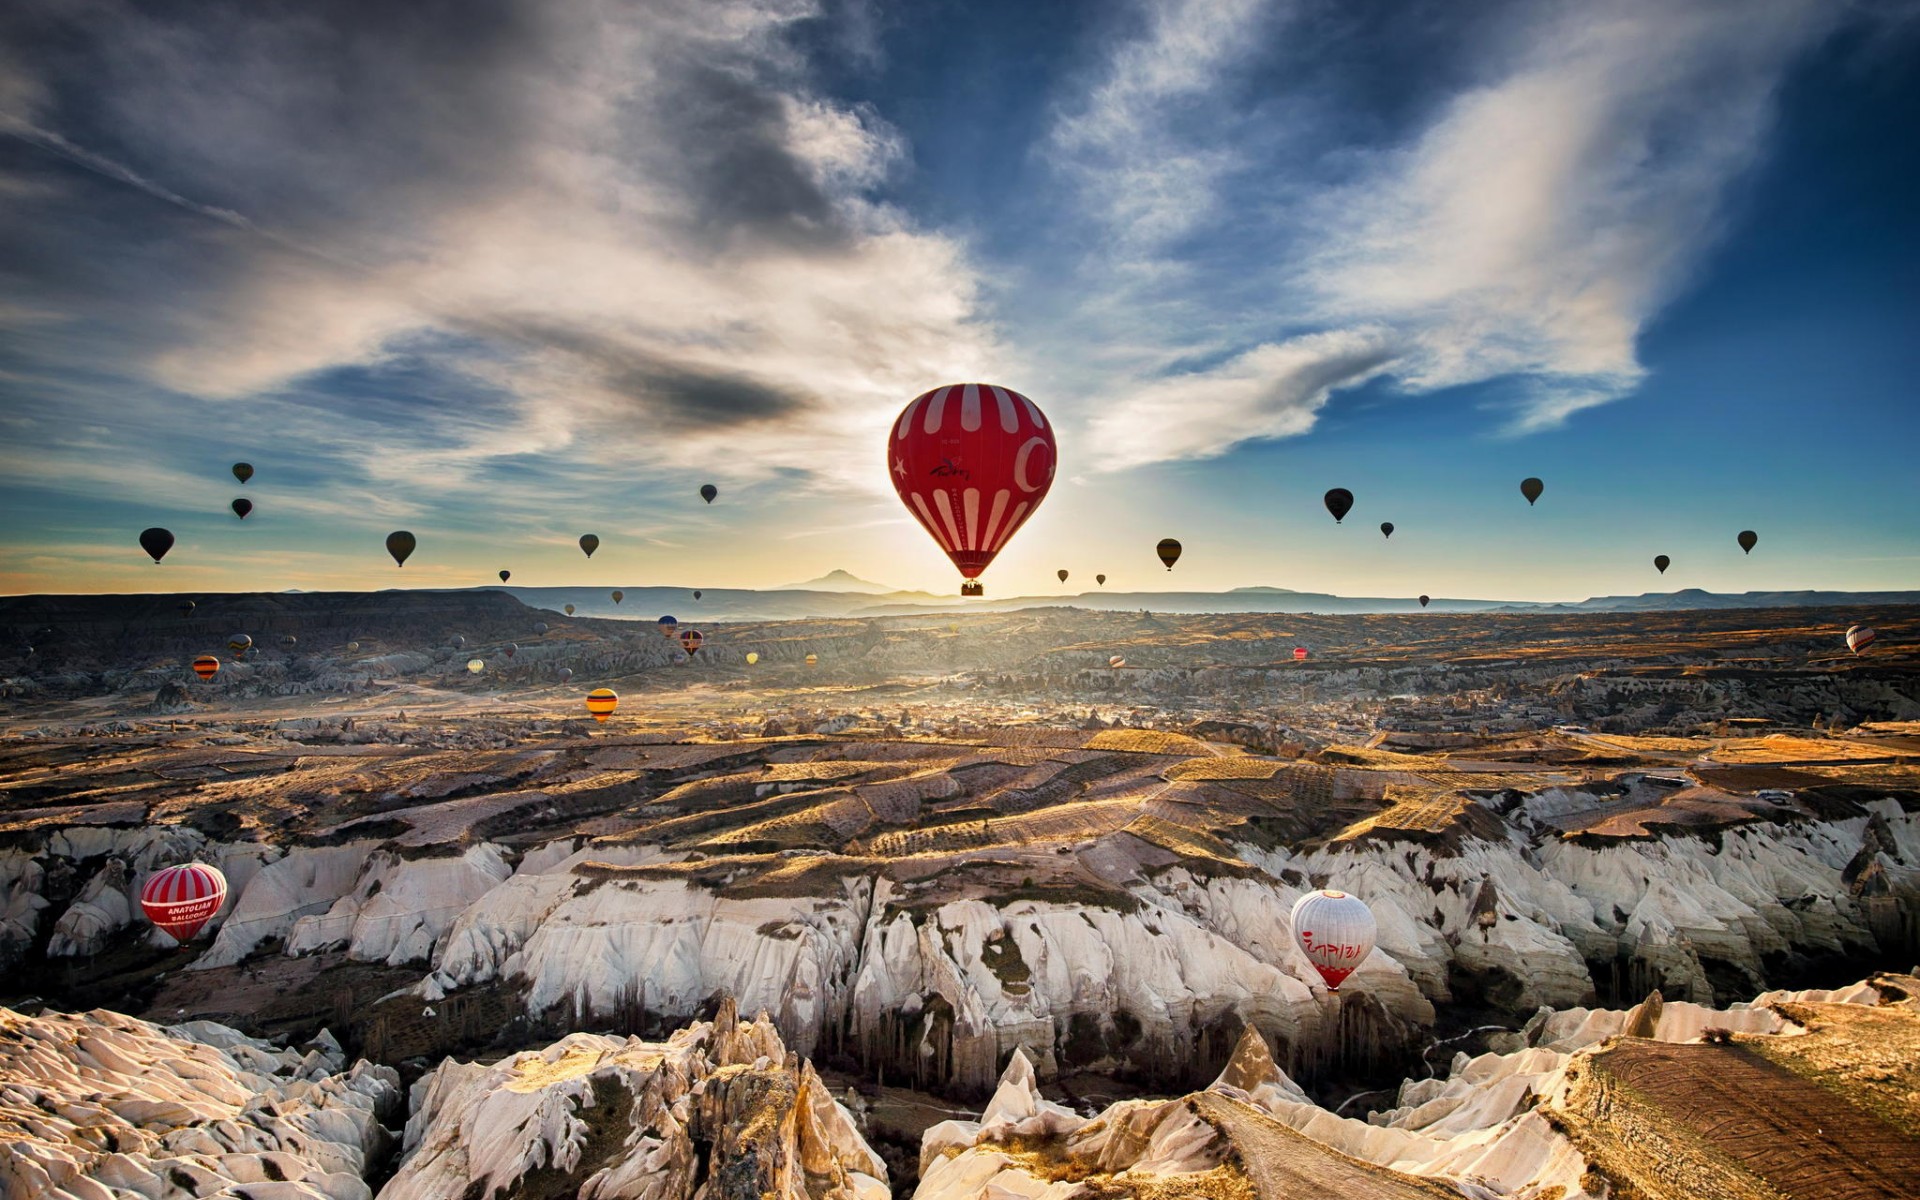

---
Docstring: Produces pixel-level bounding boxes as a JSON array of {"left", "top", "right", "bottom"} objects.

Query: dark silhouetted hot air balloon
[
  {"left": 700, "top": 484, "right": 718, "bottom": 504},
  {"left": 227, "top": 633, "right": 252, "bottom": 655},
  {"left": 504, "top": 643, "right": 518, "bottom": 659},
  {"left": 232, "top": 463, "right": 253, "bottom": 484},
  {"left": 1293, "top": 646, "right": 1308, "bottom": 661},
  {"left": 178, "top": 600, "right": 196, "bottom": 618},
  {"left": 1109, "top": 655, "right": 1126, "bottom": 668},
  {"left": 279, "top": 635, "right": 297, "bottom": 649},
  {"left": 451, "top": 635, "right": 465, "bottom": 648},
  {"left": 1418, "top": 595, "right": 1430, "bottom": 608},
  {"left": 1057, "top": 570, "right": 1069, "bottom": 583},
  {"left": 386, "top": 531, "right": 415, "bottom": 567},
  {"left": 1290, "top": 889, "right": 1375, "bottom": 991},
  {"left": 1157, "top": 539, "right": 1181, "bottom": 569},
  {"left": 1380, "top": 522, "right": 1393, "bottom": 538},
  {"left": 533, "top": 623, "right": 549, "bottom": 635},
  {"left": 231, "top": 499, "right": 252, "bottom": 519},
  {"left": 1323, "top": 489, "right": 1353, "bottom": 523},
  {"left": 693, "top": 590, "right": 702, "bottom": 600},
  {"left": 140, "top": 528, "right": 175, "bottom": 563},
  {"left": 888, "top": 383, "right": 1055, "bottom": 595},
  {"left": 141, "top": 863, "right": 227, "bottom": 942},
  {"left": 499, "top": 570, "right": 511, "bottom": 582},
  {"left": 191, "top": 655, "right": 220, "bottom": 681},
  {"left": 680, "top": 629, "right": 703, "bottom": 656},
  {"left": 586, "top": 688, "right": 618, "bottom": 723},
  {"left": 658, "top": 615, "right": 677, "bottom": 636},
  {"left": 579, "top": 534, "right": 600, "bottom": 558},
  {"left": 1846, "top": 625, "right": 1876, "bottom": 655},
  {"left": 612, "top": 590, "right": 624, "bottom": 604},
  {"left": 1520, "top": 477, "right": 1544, "bottom": 506},
  {"left": 1654, "top": 555, "right": 1670, "bottom": 574},
  {"left": 564, "top": 604, "right": 575, "bottom": 615},
  {"left": 557, "top": 667, "right": 572, "bottom": 682},
  {"left": 1738, "top": 530, "right": 1758, "bottom": 554},
  {"left": 1096, "top": 574, "right": 1106, "bottom": 585}
]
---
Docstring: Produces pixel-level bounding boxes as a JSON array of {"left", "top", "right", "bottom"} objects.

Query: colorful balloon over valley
[
  {"left": 227, "top": 633, "right": 252, "bottom": 654},
  {"left": 1290, "top": 889, "right": 1376, "bottom": 991},
  {"left": 1293, "top": 646, "right": 1308, "bottom": 661},
  {"left": 585, "top": 688, "right": 618, "bottom": 723},
  {"left": 467, "top": 659, "right": 484, "bottom": 673},
  {"left": 1846, "top": 625, "right": 1876, "bottom": 654},
  {"left": 888, "top": 383, "right": 1056, "bottom": 594},
  {"left": 1109, "top": 655, "right": 1126, "bottom": 668},
  {"left": 191, "top": 655, "right": 219, "bottom": 680},
  {"left": 746, "top": 652, "right": 759, "bottom": 665},
  {"left": 140, "top": 864, "right": 228, "bottom": 942},
  {"left": 680, "top": 629, "right": 704, "bottom": 656}
]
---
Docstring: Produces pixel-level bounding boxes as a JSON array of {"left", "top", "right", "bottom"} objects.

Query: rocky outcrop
[
  {"left": 382, "top": 998, "right": 886, "bottom": 1200},
  {"left": 0, "top": 1006, "right": 400, "bottom": 1200}
]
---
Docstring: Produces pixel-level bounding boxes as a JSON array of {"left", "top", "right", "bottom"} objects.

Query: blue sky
[{"left": 1, "top": 0, "right": 1915, "bottom": 600}]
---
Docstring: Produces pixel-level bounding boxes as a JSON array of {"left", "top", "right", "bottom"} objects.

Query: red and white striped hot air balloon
[
  {"left": 1845, "top": 625, "right": 1877, "bottom": 655},
  {"left": 140, "top": 863, "right": 228, "bottom": 942},
  {"left": 1290, "top": 888, "right": 1376, "bottom": 991},
  {"left": 888, "top": 383, "right": 1056, "bottom": 596}
]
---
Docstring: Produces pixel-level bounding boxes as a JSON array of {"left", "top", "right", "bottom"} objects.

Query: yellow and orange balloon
[{"left": 585, "top": 688, "right": 619, "bottom": 723}]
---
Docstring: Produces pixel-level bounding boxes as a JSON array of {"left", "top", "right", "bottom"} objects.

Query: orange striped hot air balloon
[
  {"left": 191, "top": 655, "right": 220, "bottom": 681},
  {"left": 141, "top": 863, "right": 228, "bottom": 942},
  {"left": 585, "top": 688, "right": 618, "bottom": 723}
]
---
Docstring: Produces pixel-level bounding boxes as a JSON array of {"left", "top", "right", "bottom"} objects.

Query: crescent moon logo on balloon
[{"left": 1012, "top": 436, "right": 1052, "bottom": 495}]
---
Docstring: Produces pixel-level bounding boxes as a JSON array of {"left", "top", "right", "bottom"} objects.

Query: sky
[{"left": 1, "top": 0, "right": 1916, "bottom": 603}]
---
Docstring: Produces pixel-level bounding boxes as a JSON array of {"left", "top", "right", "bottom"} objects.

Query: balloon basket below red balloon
[{"left": 961, "top": 581, "right": 983, "bottom": 597}]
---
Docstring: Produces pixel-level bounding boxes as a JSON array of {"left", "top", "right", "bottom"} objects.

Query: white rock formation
[
  {"left": 0, "top": 1006, "right": 400, "bottom": 1200},
  {"left": 383, "top": 999, "right": 887, "bottom": 1200},
  {"left": 286, "top": 843, "right": 513, "bottom": 966}
]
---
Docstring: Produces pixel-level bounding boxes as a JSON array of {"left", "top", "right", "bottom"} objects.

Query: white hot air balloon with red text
[
  {"left": 1290, "top": 888, "right": 1376, "bottom": 991},
  {"left": 889, "top": 383, "right": 1056, "bottom": 597},
  {"left": 141, "top": 863, "right": 228, "bottom": 943}
]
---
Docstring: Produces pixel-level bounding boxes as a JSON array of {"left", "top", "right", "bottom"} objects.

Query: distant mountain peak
[{"left": 780, "top": 569, "right": 898, "bottom": 594}]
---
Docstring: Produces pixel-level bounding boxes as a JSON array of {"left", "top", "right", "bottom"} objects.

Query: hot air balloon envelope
[
  {"left": 557, "top": 667, "right": 572, "bottom": 682},
  {"left": 232, "top": 463, "right": 253, "bottom": 484},
  {"left": 467, "top": 658, "right": 484, "bottom": 673},
  {"left": 586, "top": 688, "right": 619, "bottom": 723},
  {"left": 499, "top": 570, "right": 511, "bottom": 582},
  {"left": 680, "top": 629, "right": 704, "bottom": 655},
  {"left": 1846, "top": 625, "right": 1877, "bottom": 654},
  {"left": 888, "top": 383, "right": 1056, "bottom": 592},
  {"left": 564, "top": 604, "right": 575, "bottom": 615},
  {"left": 1156, "top": 539, "right": 1181, "bottom": 570},
  {"left": 1521, "top": 477, "right": 1544, "bottom": 505},
  {"left": 1290, "top": 889, "right": 1376, "bottom": 990},
  {"left": 805, "top": 653, "right": 818, "bottom": 666},
  {"left": 227, "top": 633, "right": 252, "bottom": 654},
  {"left": 179, "top": 601, "right": 196, "bottom": 617},
  {"left": 1096, "top": 574, "right": 1106, "bottom": 585},
  {"left": 658, "top": 615, "right": 677, "bottom": 635},
  {"left": 231, "top": 499, "right": 252, "bottom": 519},
  {"left": 1323, "top": 489, "right": 1353, "bottom": 523},
  {"left": 192, "top": 655, "right": 220, "bottom": 680},
  {"left": 386, "top": 531, "right": 416, "bottom": 567},
  {"left": 1654, "top": 555, "right": 1670, "bottom": 574},
  {"left": 1109, "top": 655, "right": 1126, "bottom": 668},
  {"left": 700, "top": 484, "right": 718, "bottom": 504},
  {"left": 1293, "top": 646, "right": 1308, "bottom": 661},
  {"left": 533, "top": 623, "right": 548, "bottom": 635},
  {"left": 746, "top": 652, "right": 759, "bottom": 665},
  {"left": 1057, "top": 570, "right": 1069, "bottom": 583},
  {"left": 1380, "top": 522, "right": 1394, "bottom": 538},
  {"left": 141, "top": 864, "right": 228, "bottom": 942},
  {"left": 140, "top": 528, "right": 175, "bottom": 563},
  {"left": 505, "top": 643, "right": 518, "bottom": 659},
  {"left": 346, "top": 641, "right": 360, "bottom": 653},
  {"left": 1418, "top": 595, "right": 1430, "bottom": 608},
  {"left": 612, "top": 591, "right": 624, "bottom": 604},
  {"left": 1738, "top": 530, "right": 1758, "bottom": 554},
  {"left": 693, "top": 590, "right": 702, "bottom": 600},
  {"left": 579, "top": 534, "right": 600, "bottom": 558}
]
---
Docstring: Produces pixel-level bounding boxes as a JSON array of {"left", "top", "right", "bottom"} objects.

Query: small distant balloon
[
  {"left": 1845, "top": 625, "right": 1876, "bottom": 655},
  {"left": 467, "top": 658, "right": 484, "bottom": 673},
  {"left": 1520, "top": 477, "right": 1544, "bottom": 506},
  {"left": 746, "top": 652, "right": 759, "bottom": 665},
  {"left": 805, "top": 653, "right": 818, "bottom": 666},
  {"left": 450, "top": 635, "right": 466, "bottom": 648},
  {"left": 191, "top": 655, "right": 220, "bottom": 681},
  {"left": 232, "top": 463, "right": 253, "bottom": 484},
  {"left": 141, "top": 863, "right": 227, "bottom": 942},
  {"left": 1156, "top": 539, "right": 1182, "bottom": 570},
  {"left": 1096, "top": 574, "right": 1106, "bottom": 585},
  {"left": 585, "top": 687, "right": 619, "bottom": 723},
  {"left": 1418, "top": 595, "right": 1430, "bottom": 608},
  {"left": 533, "top": 622, "right": 549, "bottom": 635},
  {"left": 504, "top": 643, "right": 518, "bottom": 659},
  {"left": 1324, "top": 489, "right": 1353, "bottom": 524},
  {"left": 1290, "top": 888, "right": 1376, "bottom": 991},
  {"left": 231, "top": 499, "right": 252, "bottom": 519},
  {"left": 1738, "top": 530, "right": 1758, "bottom": 554},
  {"left": 680, "top": 629, "right": 704, "bottom": 656},
  {"left": 1293, "top": 646, "right": 1308, "bottom": 662},
  {"left": 346, "top": 641, "right": 360, "bottom": 653},
  {"left": 279, "top": 635, "right": 297, "bottom": 648},
  {"left": 658, "top": 615, "right": 677, "bottom": 636},
  {"left": 1654, "top": 555, "right": 1670, "bottom": 575},
  {"left": 564, "top": 604, "right": 575, "bottom": 615},
  {"left": 612, "top": 590, "right": 624, "bottom": 605},
  {"left": 700, "top": 484, "right": 718, "bottom": 504},
  {"left": 693, "top": 590, "right": 702, "bottom": 600},
  {"left": 557, "top": 667, "right": 573, "bottom": 682},
  {"left": 227, "top": 633, "right": 252, "bottom": 655},
  {"left": 1109, "top": 655, "right": 1126, "bottom": 668},
  {"left": 140, "top": 528, "right": 175, "bottom": 564},
  {"left": 386, "top": 531, "right": 416, "bottom": 567},
  {"left": 579, "top": 534, "right": 600, "bottom": 558},
  {"left": 1057, "top": 569, "right": 1069, "bottom": 584},
  {"left": 499, "top": 569, "right": 511, "bottom": 583},
  {"left": 178, "top": 600, "right": 196, "bottom": 618}
]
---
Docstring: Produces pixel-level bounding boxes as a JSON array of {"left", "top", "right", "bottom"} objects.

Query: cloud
[{"left": 1067, "top": 0, "right": 1866, "bottom": 464}]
